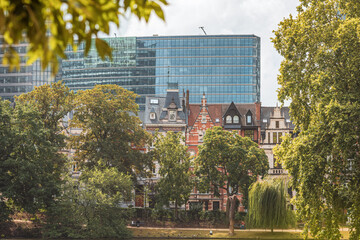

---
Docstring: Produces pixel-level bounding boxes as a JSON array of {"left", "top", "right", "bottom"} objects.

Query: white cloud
[{"left": 112, "top": 0, "right": 299, "bottom": 106}]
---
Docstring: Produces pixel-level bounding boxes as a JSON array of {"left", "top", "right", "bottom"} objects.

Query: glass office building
[
  {"left": 0, "top": 38, "right": 54, "bottom": 101},
  {"left": 60, "top": 35, "right": 260, "bottom": 109}
]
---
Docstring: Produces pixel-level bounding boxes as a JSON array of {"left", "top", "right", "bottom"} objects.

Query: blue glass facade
[
  {"left": 60, "top": 35, "right": 260, "bottom": 109},
  {"left": 0, "top": 38, "right": 54, "bottom": 101}
]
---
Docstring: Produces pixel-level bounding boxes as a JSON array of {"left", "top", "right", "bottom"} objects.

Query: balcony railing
[{"left": 269, "top": 168, "right": 287, "bottom": 175}]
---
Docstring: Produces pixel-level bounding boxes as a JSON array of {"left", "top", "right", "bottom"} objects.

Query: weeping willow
[{"left": 248, "top": 177, "right": 295, "bottom": 232}]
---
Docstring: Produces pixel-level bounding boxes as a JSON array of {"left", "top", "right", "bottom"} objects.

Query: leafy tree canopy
[
  {"left": 1, "top": 101, "right": 66, "bottom": 214},
  {"left": 1, "top": 83, "right": 72, "bottom": 220},
  {"left": 152, "top": 131, "right": 192, "bottom": 219},
  {"left": 196, "top": 126, "right": 268, "bottom": 200},
  {"left": 70, "top": 84, "right": 151, "bottom": 177},
  {"left": 273, "top": 0, "right": 360, "bottom": 239},
  {"left": 0, "top": 0, "right": 168, "bottom": 74},
  {"left": 15, "top": 81, "right": 74, "bottom": 145},
  {"left": 0, "top": 100, "right": 14, "bottom": 222}
]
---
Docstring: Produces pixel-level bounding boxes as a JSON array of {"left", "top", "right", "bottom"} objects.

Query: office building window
[{"left": 276, "top": 121, "right": 279, "bottom": 128}]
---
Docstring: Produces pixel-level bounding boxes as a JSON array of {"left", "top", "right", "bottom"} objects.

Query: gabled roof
[
  {"left": 222, "top": 102, "right": 242, "bottom": 118},
  {"left": 187, "top": 104, "right": 223, "bottom": 127},
  {"left": 221, "top": 103, "right": 259, "bottom": 126}
]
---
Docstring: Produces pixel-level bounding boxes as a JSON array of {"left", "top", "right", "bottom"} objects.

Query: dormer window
[
  {"left": 247, "top": 115, "right": 252, "bottom": 124},
  {"left": 226, "top": 115, "right": 232, "bottom": 123},
  {"left": 233, "top": 115, "right": 239, "bottom": 124},
  {"left": 150, "top": 112, "right": 156, "bottom": 120},
  {"left": 246, "top": 110, "right": 253, "bottom": 125}
]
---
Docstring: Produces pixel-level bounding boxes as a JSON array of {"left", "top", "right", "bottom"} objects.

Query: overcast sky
[{"left": 111, "top": 0, "right": 300, "bottom": 106}]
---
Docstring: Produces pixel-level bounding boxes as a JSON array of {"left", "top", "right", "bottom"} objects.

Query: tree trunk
[
  {"left": 225, "top": 199, "right": 230, "bottom": 224},
  {"left": 229, "top": 196, "right": 236, "bottom": 236},
  {"left": 175, "top": 199, "right": 178, "bottom": 220}
]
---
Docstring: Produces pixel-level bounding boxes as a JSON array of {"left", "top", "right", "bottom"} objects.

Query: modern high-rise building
[
  {"left": 60, "top": 34, "right": 260, "bottom": 110},
  {"left": 0, "top": 37, "right": 54, "bottom": 101}
]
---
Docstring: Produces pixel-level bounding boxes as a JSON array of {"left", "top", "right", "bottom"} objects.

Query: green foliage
[
  {"left": 16, "top": 82, "right": 74, "bottom": 127},
  {"left": 70, "top": 84, "right": 151, "bottom": 177},
  {"left": 196, "top": 126, "right": 268, "bottom": 206},
  {"left": 0, "top": 101, "right": 13, "bottom": 223},
  {"left": 0, "top": 100, "right": 66, "bottom": 214},
  {"left": 44, "top": 168, "right": 133, "bottom": 238},
  {"left": 248, "top": 177, "right": 295, "bottom": 231},
  {"left": 273, "top": 0, "right": 360, "bottom": 239},
  {"left": 152, "top": 131, "right": 192, "bottom": 218},
  {"left": 0, "top": 0, "right": 168, "bottom": 74}
]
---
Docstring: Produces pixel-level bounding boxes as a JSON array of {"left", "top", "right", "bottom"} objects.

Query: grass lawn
[
  {"left": 131, "top": 228, "right": 302, "bottom": 239},
  {"left": 130, "top": 228, "right": 350, "bottom": 239}
]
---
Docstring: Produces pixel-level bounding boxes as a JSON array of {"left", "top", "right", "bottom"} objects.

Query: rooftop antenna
[{"left": 199, "top": 26, "right": 207, "bottom": 35}]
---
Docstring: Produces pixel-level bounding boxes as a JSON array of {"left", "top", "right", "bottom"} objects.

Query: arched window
[
  {"left": 226, "top": 115, "right": 232, "bottom": 123},
  {"left": 233, "top": 115, "right": 239, "bottom": 123}
]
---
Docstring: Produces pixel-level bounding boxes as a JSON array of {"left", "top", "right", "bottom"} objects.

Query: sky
[{"left": 111, "top": 0, "right": 300, "bottom": 106}]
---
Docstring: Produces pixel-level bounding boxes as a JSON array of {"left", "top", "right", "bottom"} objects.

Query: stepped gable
[{"left": 260, "top": 106, "right": 294, "bottom": 129}]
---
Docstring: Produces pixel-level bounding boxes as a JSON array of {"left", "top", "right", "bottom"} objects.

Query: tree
[
  {"left": 16, "top": 81, "right": 75, "bottom": 144},
  {"left": 272, "top": 1, "right": 360, "bottom": 239},
  {"left": 195, "top": 126, "right": 268, "bottom": 235},
  {"left": 248, "top": 177, "right": 295, "bottom": 232},
  {"left": 0, "top": 82, "right": 73, "bottom": 222},
  {"left": 0, "top": 0, "right": 168, "bottom": 74},
  {"left": 70, "top": 84, "right": 151, "bottom": 177},
  {"left": 44, "top": 167, "right": 133, "bottom": 238},
  {"left": 152, "top": 131, "right": 192, "bottom": 219},
  {"left": 1, "top": 102, "right": 66, "bottom": 214},
  {"left": 0, "top": 100, "right": 13, "bottom": 223}
]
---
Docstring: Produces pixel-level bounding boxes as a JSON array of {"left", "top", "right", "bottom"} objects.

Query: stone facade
[{"left": 260, "top": 106, "right": 295, "bottom": 175}]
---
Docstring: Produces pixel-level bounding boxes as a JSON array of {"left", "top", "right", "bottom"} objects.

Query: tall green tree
[
  {"left": 152, "top": 131, "right": 192, "bottom": 219},
  {"left": 195, "top": 126, "right": 268, "bottom": 235},
  {"left": 1, "top": 82, "right": 73, "bottom": 221},
  {"left": 273, "top": 1, "right": 360, "bottom": 239},
  {"left": 1, "top": 102, "right": 66, "bottom": 214},
  {"left": 70, "top": 84, "right": 151, "bottom": 177},
  {"left": 0, "top": 0, "right": 168, "bottom": 74},
  {"left": 248, "top": 177, "right": 295, "bottom": 232},
  {"left": 0, "top": 100, "right": 14, "bottom": 222}
]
